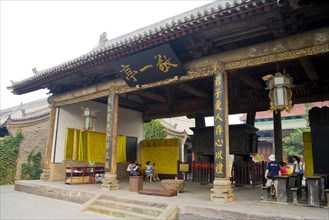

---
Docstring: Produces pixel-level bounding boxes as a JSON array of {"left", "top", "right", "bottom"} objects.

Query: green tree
[
  {"left": 0, "top": 131, "right": 23, "bottom": 185},
  {"left": 144, "top": 119, "right": 167, "bottom": 140},
  {"left": 283, "top": 128, "right": 309, "bottom": 158}
]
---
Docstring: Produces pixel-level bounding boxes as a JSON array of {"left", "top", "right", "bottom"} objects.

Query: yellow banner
[
  {"left": 64, "top": 128, "right": 74, "bottom": 160},
  {"left": 87, "top": 131, "right": 106, "bottom": 163},
  {"left": 303, "top": 132, "right": 313, "bottom": 177},
  {"left": 64, "top": 128, "right": 106, "bottom": 163},
  {"left": 116, "top": 136, "right": 127, "bottom": 163},
  {"left": 141, "top": 139, "right": 179, "bottom": 174}
]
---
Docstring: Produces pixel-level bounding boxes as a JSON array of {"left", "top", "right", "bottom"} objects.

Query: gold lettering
[
  {"left": 214, "top": 76, "right": 222, "bottom": 86},
  {"left": 215, "top": 125, "right": 223, "bottom": 136},
  {"left": 215, "top": 113, "right": 223, "bottom": 121},
  {"left": 120, "top": 64, "right": 138, "bottom": 82},
  {"left": 215, "top": 139, "right": 224, "bottom": 147},
  {"left": 215, "top": 163, "right": 224, "bottom": 174},
  {"left": 139, "top": 64, "right": 153, "bottom": 72},
  {"left": 215, "top": 151, "right": 223, "bottom": 159},
  {"left": 215, "top": 100, "right": 222, "bottom": 111},
  {"left": 155, "top": 55, "right": 178, "bottom": 73},
  {"left": 215, "top": 88, "right": 222, "bottom": 99}
]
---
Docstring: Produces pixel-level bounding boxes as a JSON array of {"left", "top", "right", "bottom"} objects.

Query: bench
[{"left": 138, "top": 189, "right": 177, "bottom": 197}]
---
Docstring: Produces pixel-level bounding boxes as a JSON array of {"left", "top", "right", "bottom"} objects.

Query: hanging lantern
[
  {"left": 81, "top": 107, "right": 99, "bottom": 131},
  {"left": 262, "top": 72, "right": 294, "bottom": 112}
]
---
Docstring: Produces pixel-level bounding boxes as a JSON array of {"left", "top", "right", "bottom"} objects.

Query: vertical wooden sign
[
  {"left": 213, "top": 72, "right": 226, "bottom": 178},
  {"left": 105, "top": 94, "right": 114, "bottom": 172}
]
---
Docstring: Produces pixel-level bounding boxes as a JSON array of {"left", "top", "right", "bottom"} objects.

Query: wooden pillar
[
  {"left": 195, "top": 114, "right": 205, "bottom": 128},
  {"left": 246, "top": 112, "right": 256, "bottom": 127},
  {"left": 211, "top": 66, "right": 234, "bottom": 203},
  {"left": 101, "top": 94, "right": 120, "bottom": 190},
  {"left": 273, "top": 111, "right": 283, "bottom": 163},
  {"left": 40, "top": 105, "right": 57, "bottom": 181}
]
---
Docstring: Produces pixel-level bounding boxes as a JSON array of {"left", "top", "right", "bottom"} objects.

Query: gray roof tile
[{"left": 9, "top": 0, "right": 255, "bottom": 90}]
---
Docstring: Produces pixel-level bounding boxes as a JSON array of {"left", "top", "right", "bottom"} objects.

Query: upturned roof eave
[{"left": 9, "top": 0, "right": 273, "bottom": 94}]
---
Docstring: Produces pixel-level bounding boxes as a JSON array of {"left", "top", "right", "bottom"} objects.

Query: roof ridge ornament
[
  {"left": 98, "top": 32, "right": 108, "bottom": 47},
  {"left": 32, "top": 67, "right": 39, "bottom": 74},
  {"left": 91, "top": 32, "right": 108, "bottom": 51}
]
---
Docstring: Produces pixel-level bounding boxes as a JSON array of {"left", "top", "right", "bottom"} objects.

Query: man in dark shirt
[{"left": 264, "top": 154, "right": 281, "bottom": 197}]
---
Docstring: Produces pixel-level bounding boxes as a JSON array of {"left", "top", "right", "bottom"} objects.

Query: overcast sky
[
  {"left": 0, "top": 0, "right": 242, "bottom": 124},
  {"left": 1, "top": 0, "right": 216, "bottom": 109}
]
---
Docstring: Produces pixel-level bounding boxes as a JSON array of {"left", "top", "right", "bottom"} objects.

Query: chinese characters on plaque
[
  {"left": 105, "top": 94, "right": 114, "bottom": 172},
  {"left": 111, "top": 44, "right": 186, "bottom": 87},
  {"left": 213, "top": 72, "right": 226, "bottom": 178}
]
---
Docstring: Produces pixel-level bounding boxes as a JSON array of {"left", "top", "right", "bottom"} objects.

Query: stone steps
[
  {"left": 87, "top": 204, "right": 157, "bottom": 220},
  {"left": 81, "top": 194, "right": 178, "bottom": 219}
]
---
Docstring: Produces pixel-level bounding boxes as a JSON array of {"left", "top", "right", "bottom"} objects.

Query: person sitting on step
[{"left": 127, "top": 161, "right": 139, "bottom": 176}]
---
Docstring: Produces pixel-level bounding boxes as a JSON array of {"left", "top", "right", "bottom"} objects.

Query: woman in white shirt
[{"left": 292, "top": 155, "right": 303, "bottom": 175}]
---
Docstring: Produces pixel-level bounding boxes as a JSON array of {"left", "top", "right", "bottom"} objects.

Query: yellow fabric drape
[
  {"left": 87, "top": 131, "right": 106, "bottom": 163},
  {"left": 141, "top": 139, "right": 179, "bottom": 174},
  {"left": 116, "top": 136, "right": 127, "bottom": 163},
  {"left": 303, "top": 132, "right": 314, "bottom": 176},
  {"left": 78, "top": 131, "right": 88, "bottom": 162},
  {"left": 64, "top": 128, "right": 74, "bottom": 160},
  {"left": 64, "top": 128, "right": 106, "bottom": 163},
  {"left": 72, "top": 129, "right": 81, "bottom": 161}
]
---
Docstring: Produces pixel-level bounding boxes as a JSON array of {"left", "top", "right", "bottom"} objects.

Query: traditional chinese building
[
  {"left": 240, "top": 101, "right": 329, "bottom": 162},
  {"left": 8, "top": 0, "right": 329, "bottom": 202}
]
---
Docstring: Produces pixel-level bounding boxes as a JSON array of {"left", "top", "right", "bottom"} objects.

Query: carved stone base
[
  {"left": 101, "top": 173, "right": 120, "bottom": 190},
  {"left": 211, "top": 178, "right": 234, "bottom": 203},
  {"left": 40, "top": 169, "right": 50, "bottom": 181}
]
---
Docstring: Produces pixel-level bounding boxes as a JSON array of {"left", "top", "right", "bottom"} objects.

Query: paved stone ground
[
  {"left": 3, "top": 180, "right": 329, "bottom": 220},
  {"left": 0, "top": 185, "right": 111, "bottom": 220}
]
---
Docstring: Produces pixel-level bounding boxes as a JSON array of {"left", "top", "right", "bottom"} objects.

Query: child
[
  {"left": 145, "top": 161, "right": 155, "bottom": 181},
  {"left": 152, "top": 163, "right": 160, "bottom": 181}
]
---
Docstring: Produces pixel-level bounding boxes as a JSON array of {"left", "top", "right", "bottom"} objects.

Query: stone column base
[
  {"left": 40, "top": 169, "right": 50, "bottom": 181},
  {"left": 211, "top": 178, "right": 234, "bottom": 203},
  {"left": 101, "top": 173, "right": 120, "bottom": 190}
]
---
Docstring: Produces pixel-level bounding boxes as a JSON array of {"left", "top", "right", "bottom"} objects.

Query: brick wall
[{"left": 6, "top": 116, "right": 50, "bottom": 180}]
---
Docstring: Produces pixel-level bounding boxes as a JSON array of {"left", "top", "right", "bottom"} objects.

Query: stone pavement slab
[
  {"left": 9, "top": 180, "right": 329, "bottom": 220},
  {"left": 0, "top": 185, "right": 112, "bottom": 220}
]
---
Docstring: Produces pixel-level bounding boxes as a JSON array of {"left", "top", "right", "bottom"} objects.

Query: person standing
[
  {"left": 264, "top": 154, "right": 281, "bottom": 197},
  {"left": 292, "top": 155, "right": 303, "bottom": 175},
  {"left": 292, "top": 155, "right": 304, "bottom": 186}
]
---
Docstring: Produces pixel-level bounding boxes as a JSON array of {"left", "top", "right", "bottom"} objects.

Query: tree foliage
[
  {"left": 283, "top": 128, "right": 309, "bottom": 158},
  {"left": 144, "top": 119, "right": 167, "bottom": 140},
  {"left": 0, "top": 131, "right": 23, "bottom": 185},
  {"left": 255, "top": 154, "right": 264, "bottom": 162},
  {"left": 21, "top": 150, "right": 42, "bottom": 180}
]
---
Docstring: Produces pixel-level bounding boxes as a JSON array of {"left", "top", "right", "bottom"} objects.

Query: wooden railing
[
  {"left": 231, "top": 162, "right": 264, "bottom": 187},
  {"left": 179, "top": 161, "right": 264, "bottom": 187}
]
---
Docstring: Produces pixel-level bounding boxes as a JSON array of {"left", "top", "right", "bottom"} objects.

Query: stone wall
[{"left": 6, "top": 116, "right": 50, "bottom": 180}]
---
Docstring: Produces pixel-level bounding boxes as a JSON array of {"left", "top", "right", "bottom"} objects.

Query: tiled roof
[
  {"left": 8, "top": 112, "right": 50, "bottom": 123},
  {"left": 8, "top": 0, "right": 278, "bottom": 92},
  {"left": 0, "top": 98, "right": 50, "bottom": 125}
]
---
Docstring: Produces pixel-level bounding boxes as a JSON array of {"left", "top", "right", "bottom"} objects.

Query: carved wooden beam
[
  {"left": 178, "top": 83, "right": 209, "bottom": 98},
  {"left": 118, "top": 97, "right": 143, "bottom": 111},
  {"left": 49, "top": 27, "right": 329, "bottom": 107},
  {"left": 135, "top": 90, "right": 167, "bottom": 103},
  {"left": 300, "top": 57, "right": 319, "bottom": 83},
  {"left": 239, "top": 74, "right": 264, "bottom": 90}
]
